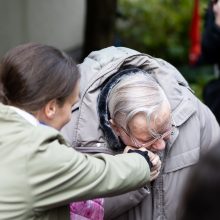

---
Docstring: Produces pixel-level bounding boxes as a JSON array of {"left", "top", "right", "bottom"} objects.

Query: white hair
[{"left": 107, "top": 70, "right": 170, "bottom": 135}]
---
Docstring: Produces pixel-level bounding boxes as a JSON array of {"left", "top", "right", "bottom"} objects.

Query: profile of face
[
  {"left": 111, "top": 102, "right": 173, "bottom": 152},
  {"left": 36, "top": 80, "right": 79, "bottom": 130},
  {"left": 213, "top": 0, "right": 220, "bottom": 27}
]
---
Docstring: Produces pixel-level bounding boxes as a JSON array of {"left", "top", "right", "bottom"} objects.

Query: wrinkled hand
[
  {"left": 146, "top": 150, "right": 161, "bottom": 181},
  {"left": 124, "top": 146, "right": 161, "bottom": 181}
]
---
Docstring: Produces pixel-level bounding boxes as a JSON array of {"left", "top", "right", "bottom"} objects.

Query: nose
[{"left": 151, "top": 139, "right": 166, "bottom": 151}]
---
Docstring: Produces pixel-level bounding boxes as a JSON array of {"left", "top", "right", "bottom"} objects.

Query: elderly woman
[{"left": 62, "top": 46, "right": 220, "bottom": 220}]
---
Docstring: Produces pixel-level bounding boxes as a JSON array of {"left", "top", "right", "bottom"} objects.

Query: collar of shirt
[{"left": 9, "top": 106, "right": 39, "bottom": 126}]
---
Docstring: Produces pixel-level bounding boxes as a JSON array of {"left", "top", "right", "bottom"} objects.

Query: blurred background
[{"left": 0, "top": 0, "right": 215, "bottom": 100}]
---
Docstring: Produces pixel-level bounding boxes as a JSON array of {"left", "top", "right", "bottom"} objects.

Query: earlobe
[{"left": 109, "top": 119, "right": 120, "bottom": 136}]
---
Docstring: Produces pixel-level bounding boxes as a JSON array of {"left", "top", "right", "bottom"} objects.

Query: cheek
[
  {"left": 64, "top": 107, "right": 72, "bottom": 123},
  {"left": 62, "top": 116, "right": 70, "bottom": 126},
  {"left": 60, "top": 106, "right": 72, "bottom": 126}
]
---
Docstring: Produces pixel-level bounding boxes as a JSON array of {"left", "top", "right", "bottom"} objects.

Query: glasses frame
[{"left": 120, "top": 116, "right": 176, "bottom": 149}]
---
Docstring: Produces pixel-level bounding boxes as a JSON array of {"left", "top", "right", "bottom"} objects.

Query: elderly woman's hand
[
  {"left": 124, "top": 146, "right": 161, "bottom": 181},
  {"left": 146, "top": 149, "right": 161, "bottom": 181}
]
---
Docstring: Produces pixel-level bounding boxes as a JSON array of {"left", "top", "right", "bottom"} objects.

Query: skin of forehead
[{"left": 129, "top": 104, "right": 171, "bottom": 141}]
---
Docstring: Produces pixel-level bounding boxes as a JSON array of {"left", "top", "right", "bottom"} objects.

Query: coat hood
[
  {"left": 62, "top": 46, "right": 196, "bottom": 154},
  {"left": 98, "top": 67, "right": 155, "bottom": 151}
]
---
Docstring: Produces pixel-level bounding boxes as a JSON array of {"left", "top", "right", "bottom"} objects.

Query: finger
[
  {"left": 154, "top": 158, "right": 161, "bottom": 169},
  {"left": 123, "top": 146, "right": 137, "bottom": 153},
  {"left": 138, "top": 147, "right": 149, "bottom": 152},
  {"left": 150, "top": 169, "right": 158, "bottom": 176},
  {"left": 151, "top": 161, "right": 161, "bottom": 170},
  {"left": 150, "top": 170, "right": 160, "bottom": 181},
  {"left": 141, "top": 150, "right": 161, "bottom": 170},
  {"left": 150, "top": 155, "right": 161, "bottom": 166},
  {"left": 152, "top": 164, "right": 161, "bottom": 172},
  {"left": 147, "top": 150, "right": 158, "bottom": 162},
  {"left": 153, "top": 161, "right": 161, "bottom": 171}
]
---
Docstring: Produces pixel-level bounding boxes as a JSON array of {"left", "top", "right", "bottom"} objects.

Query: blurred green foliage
[
  {"left": 116, "top": 0, "right": 213, "bottom": 100},
  {"left": 117, "top": 0, "right": 207, "bottom": 66},
  {"left": 179, "top": 65, "right": 216, "bottom": 100}
]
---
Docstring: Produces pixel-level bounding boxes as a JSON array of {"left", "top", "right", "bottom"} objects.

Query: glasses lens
[
  {"left": 131, "top": 123, "right": 174, "bottom": 148},
  {"left": 121, "top": 115, "right": 175, "bottom": 148}
]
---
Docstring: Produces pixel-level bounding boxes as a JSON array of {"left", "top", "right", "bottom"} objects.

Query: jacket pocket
[{"left": 163, "top": 147, "right": 200, "bottom": 173}]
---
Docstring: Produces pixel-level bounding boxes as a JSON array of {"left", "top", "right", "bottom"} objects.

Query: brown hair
[{"left": 0, "top": 42, "right": 80, "bottom": 112}]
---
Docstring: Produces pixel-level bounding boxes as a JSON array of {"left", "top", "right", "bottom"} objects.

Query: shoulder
[
  {"left": 26, "top": 125, "right": 70, "bottom": 160},
  {"left": 79, "top": 46, "right": 139, "bottom": 77}
]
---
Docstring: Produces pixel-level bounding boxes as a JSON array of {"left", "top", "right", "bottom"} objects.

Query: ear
[
  {"left": 44, "top": 99, "right": 57, "bottom": 120},
  {"left": 34, "top": 99, "right": 58, "bottom": 125},
  {"left": 109, "top": 119, "right": 121, "bottom": 136}
]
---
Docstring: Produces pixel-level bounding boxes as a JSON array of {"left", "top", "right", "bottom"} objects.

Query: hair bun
[{"left": 0, "top": 83, "right": 8, "bottom": 104}]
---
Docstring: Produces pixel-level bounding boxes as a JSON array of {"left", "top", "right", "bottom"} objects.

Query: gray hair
[{"left": 107, "top": 70, "right": 170, "bottom": 135}]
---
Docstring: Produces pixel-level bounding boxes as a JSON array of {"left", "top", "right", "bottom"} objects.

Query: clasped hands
[{"left": 124, "top": 146, "right": 161, "bottom": 181}]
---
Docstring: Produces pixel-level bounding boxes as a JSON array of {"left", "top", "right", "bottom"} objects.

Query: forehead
[{"left": 128, "top": 103, "right": 171, "bottom": 137}]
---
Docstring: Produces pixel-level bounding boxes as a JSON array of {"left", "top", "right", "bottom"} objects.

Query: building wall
[
  {"left": 0, "top": 0, "right": 26, "bottom": 57},
  {"left": 0, "top": 0, "right": 85, "bottom": 58}
]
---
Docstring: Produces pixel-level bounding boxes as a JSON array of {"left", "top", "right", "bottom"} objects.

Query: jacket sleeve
[
  {"left": 26, "top": 134, "right": 150, "bottom": 212},
  {"left": 104, "top": 188, "right": 149, "bottom": 220}
]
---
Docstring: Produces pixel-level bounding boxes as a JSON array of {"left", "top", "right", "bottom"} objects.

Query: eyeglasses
[{"left": 120, "top": 117, "right": 175, "bottom": 149}]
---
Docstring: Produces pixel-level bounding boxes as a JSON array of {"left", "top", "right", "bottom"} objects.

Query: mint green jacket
[{"left": 0, "top": 103, "right": 150, "bottom": 220}]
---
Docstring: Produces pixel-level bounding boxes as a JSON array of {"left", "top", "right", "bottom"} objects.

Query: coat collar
[
  {"left": 78, "top": 47, "right": 196, "bottom": 151},
  {"left": 8, "top": 105, "right": 39, "bottom": 126}
]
